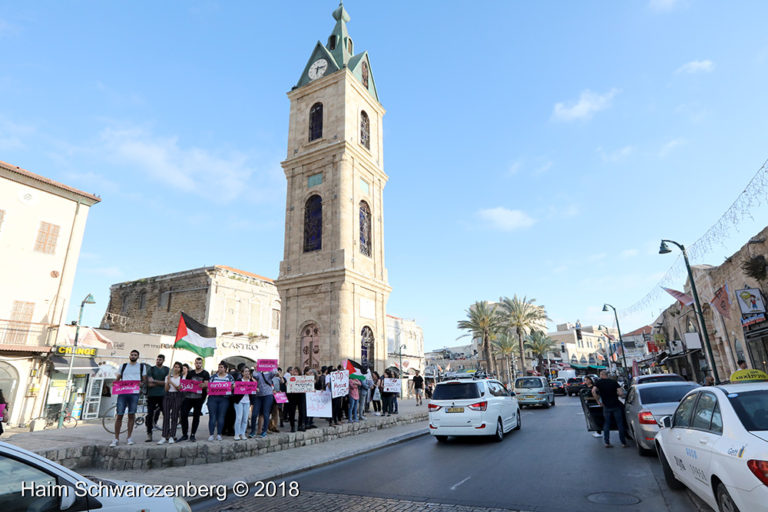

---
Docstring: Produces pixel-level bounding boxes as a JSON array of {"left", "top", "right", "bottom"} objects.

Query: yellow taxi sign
[{"left": 730, "top": 369, "right": 768, "bottom": 382}]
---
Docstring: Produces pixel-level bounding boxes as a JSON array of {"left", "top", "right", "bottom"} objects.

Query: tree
[
  {"left": 499, "top": 295, "right": 550, "bottom": 375},
  {"left": 525, "top": 330, "right": 557, "bottom": 378},
  {"left": 492, "top": 331, "right": 517, "bottom": 386},
  {"left": 457, "top": 301, "right": 501, "bottom": 377}
]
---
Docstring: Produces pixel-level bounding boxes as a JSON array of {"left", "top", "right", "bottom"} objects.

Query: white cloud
[
  {"left": 477, "top": 207, "right": 536, "bottom": 231},
  {"left": 621, "top": 249, "right": 639, "bottom": 258},
  {"left": 534, "top": 160, "right": 553, "bottom": 175},
  {"left": 508, "top": 161, "right": 522, "bottom": 176},
  {"left": 676, "top": 60, "right": 714, "bottom": 74},
  {"left": 649, "top": 0, "right": 684, "bottom": 11},
  {"left": 588, "top": 252, "right": 607, "bottom": 263},
  {"left": 552, "top": 89, "right": 619, "bottom": 122},
  {"left": 597, "top": 145, "right": 634, "bottom": 162},
  {"left": 87, "top": 266, "right": 123, "bottom": 278},
  {"left": 659, "top": 137, "right": 685, "bottom": 157}
]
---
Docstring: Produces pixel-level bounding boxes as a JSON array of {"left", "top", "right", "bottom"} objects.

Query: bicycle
[
  {"left": 102, "top": 403, "right": 146, "bottom": 434},
  {"left": 32, "top": 407, "right": 78, "bottom": 429}
]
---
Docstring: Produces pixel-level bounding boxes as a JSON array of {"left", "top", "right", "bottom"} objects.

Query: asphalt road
[{"left": 199, "top": 395, "right": 701, "bottom": 512}]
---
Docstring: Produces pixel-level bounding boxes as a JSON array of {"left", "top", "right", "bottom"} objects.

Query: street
[{"left": 197, "top": 396, "right": 702, "bottom": 512}]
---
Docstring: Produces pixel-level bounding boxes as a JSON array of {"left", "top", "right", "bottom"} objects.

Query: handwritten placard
[
  {"left": 306, "top": 390, "right": 332, "bottom": 418},
  {"left": 234, "top": 381, "right": 259, "bottom": 394},
  {"left": 207, "top": 381, "right": 232, "bottom": 396},
  {"left": 0, "top": 403, "right": 6, "bottom": 420},
  {"left": 383, "top": 378, "right": 401, "bottom": 393},
  {"left": 257, "top": 359, "right": 278, "bottom": 372},
  {"left": 112, "top": 380, "right": 140, "bottom": 395},
  {"left": 179, "top": 380, "right": 202, "bottom": 393},
  {"left": 330, "top": 370, "right": 349, "bottom": 398},
  {"left": 286, "top": 375, "right": 315, "bottom": 393},
  {"left": 273, "top": 392, "right": 288, "bottom": 404}
]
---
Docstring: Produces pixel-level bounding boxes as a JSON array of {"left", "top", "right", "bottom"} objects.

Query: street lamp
[
  {"left": 397, "top": 343, "right": 407, "bottom": 396},
  {"left": 602, "top": 304, "right": 630, "bottom": 383},
  {"left": 659, "top": 239, "right": 720, "bottom": 384},
  {"left": 58, "top": 293, "right": 95, "bottom": 429}
]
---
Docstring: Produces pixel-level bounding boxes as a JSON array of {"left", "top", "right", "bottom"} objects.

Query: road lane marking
[{"left": 450, "top": 476, "right": 471, "bottom": 491}]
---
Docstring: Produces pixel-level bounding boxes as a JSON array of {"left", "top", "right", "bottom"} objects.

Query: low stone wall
[{"left": 35, "top": 412, "right": 427, "bottom": 471}]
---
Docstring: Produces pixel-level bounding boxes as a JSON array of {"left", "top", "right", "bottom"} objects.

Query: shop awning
[
  {"left": 0, "top": 344, "right": 51, "bottom": 353},
  {"left": 588, "top": 365, "right": 607, "bottom": 370},
  {"left": 50, "top": 355, "right": 99, "bottom": 374},
  {"left": 571, "top": 363, "right": 588, "bottom": 369}
]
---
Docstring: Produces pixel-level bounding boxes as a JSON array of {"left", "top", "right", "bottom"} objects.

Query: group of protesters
[{"left": 109, "top": 350, "right": 405, "bottom": 447}]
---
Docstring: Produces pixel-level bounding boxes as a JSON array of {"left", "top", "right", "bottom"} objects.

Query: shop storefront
[
  {"left": 0, "top": 347, "right": 51, "bottom": 427},
  {"left": 42, "top": 346, "right": 99, "bottom": 421},
  {"left": 744, "top": 320, "right": 768, "bottom": 374}
]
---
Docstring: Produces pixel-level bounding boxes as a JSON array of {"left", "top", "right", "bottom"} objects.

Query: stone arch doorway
[
  {"left": 0, "top": 361, "right": 19, "bottom": 419},
  {"left": 361, "top": 326, "right": 374, "bottom": 367},
  {"left": 301, "top": 323, "right": 321, "bottom": 370}
]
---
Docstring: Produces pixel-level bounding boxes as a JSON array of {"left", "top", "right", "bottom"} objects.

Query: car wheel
[
  {"left": 435, "top": 435, "right": 448, "bottom": 443},
  {"left": 493, "top": 418, "right": 504, "bottom": 442},
  {"left": 716, "top": 482, "right": 740, "bottom": 512},
  {"left": 551, "top": 396, "right": 556, "bottom": 407},
  {"left": 544, "top": 398, "right": 551, "bottom": 409},
  {"left": 658, "top": 446, "right": 684, "bottom": 490},
  {"left": 513, "top": 410, "right": 521, "bottom": 430}
]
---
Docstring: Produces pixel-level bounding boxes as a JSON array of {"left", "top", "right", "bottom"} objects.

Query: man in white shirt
[{"left": 110, "top": 350, "right": 147, "bottom": 447}]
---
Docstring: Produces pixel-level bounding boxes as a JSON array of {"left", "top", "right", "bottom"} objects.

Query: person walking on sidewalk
[
  {"left": 158, "top": 362, "right": 183, "bottom": 444},
  {"left": 207, "top": 362, "right": 234, "bottom": 441},
  {"left": 233, "top": 367, "right": 254, "bottom": 440},
  {"left": 111, "top": 350, "right": 147, "bottom": 447},
  {"left": 179, "top": 357, "right": 209, "bottom": 442},
  {"left": 145, "top": 354, "right": 169, "bottom": 443},
  {"left": 412, "top": 370, "right": 424, "bottom": 406},
  {"left": 249, "top": 368, "right": 277, "bottom": 438},
  {"left": 592, "top": 370, "right": 628, "bottom": 448}
]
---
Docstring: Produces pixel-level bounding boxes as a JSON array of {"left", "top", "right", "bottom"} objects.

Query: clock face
[{"left": 308, "top": 59, "right": 328, "bottom": 80}]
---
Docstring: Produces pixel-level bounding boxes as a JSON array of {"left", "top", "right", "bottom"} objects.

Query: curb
[{"left": 190, "top": 427, "right": 429, "bottom": 509}]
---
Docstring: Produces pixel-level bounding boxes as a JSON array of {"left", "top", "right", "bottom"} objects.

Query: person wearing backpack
[
  {"left": 145, "top": 354, "right": 169, "bottom": 442},
  {"left": 110, "top": 350, "right": 147, "bottom": 447}
]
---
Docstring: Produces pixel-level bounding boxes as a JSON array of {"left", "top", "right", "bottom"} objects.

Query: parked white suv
[{"left": 428, "top": 378, "right": 520, "bottom": 442}]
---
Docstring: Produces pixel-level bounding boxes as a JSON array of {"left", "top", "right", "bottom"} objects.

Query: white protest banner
[
  {"left": 306, "top": 390, "right": 332, "bottom": 418},
  {"left": 286, "top": 375, "right": 315, "bottom": 393},
  {"left": 330, "top": 370, "right": 349, "bottom": 398},
  {"left": 382, "top": 378, "right": 401, "bottom": 393}
]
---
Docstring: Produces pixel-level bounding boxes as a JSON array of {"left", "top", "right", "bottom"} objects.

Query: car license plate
[
  {"left": 446, "top": 407, "right": 464, "bottom": 413},
  {"left": 525, "top": 395, "right": 536, "bottom": 399}
]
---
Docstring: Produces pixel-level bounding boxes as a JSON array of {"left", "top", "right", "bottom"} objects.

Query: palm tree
[
  {"left": 492, "top": 331, "right": 517, "bottom": 386},
  {"left": 525, "top": 330, "right": 557, "bottom": 378},
  {"left": 498, "top": 295, "right": 550, "bottom": 375},
  {"left": 457, "top": 301, "right": 501, "bottom": 376}
]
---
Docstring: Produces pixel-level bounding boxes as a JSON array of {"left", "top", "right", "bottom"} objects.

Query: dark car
[
  {"left": 550, "top": 380, "right": 566, "bottom": 395},
  {"left": 566, "top": 377, "right": 585, "bottom": 396}
]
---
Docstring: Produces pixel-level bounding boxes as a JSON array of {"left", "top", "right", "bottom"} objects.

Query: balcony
[{"left": 0, "top": 319, "right": 55, "bottom": 352}]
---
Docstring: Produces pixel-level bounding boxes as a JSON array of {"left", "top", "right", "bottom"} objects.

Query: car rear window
[
  {"left": 637, "top": 375, "right": 684, "bottom": 384},
  {"left": 726, "top": 390, "right": 768, "bottom": 431},
  {"left": 515, "top": 378, "right": 543, "bottom": 389},
  {"left": 567, "top": 378, "right": 583, "bottom": 384},
  {"left": 433, "top": 382, "right": 481, "bottom": 400},
  {"left": 639, "top": 384, "right": 699, "bottom": 404}
]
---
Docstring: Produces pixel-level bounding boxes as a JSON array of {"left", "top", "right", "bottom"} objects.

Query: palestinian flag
[
  {"left": 174, "top": 312, "right": 217, "bottom": 358},
  {"left": 345, "top": 359, "right": 367, "bottom": 382}
]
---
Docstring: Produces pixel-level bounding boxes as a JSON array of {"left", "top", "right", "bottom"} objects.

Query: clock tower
[{"left": 276, "top": 2, "right": 390, "bottom": 372}]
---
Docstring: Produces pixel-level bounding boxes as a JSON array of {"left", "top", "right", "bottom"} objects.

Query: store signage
[
  {"left": 741, "top": 313, "right": 766, "bottom": 328},
  {"left": 54, "top": 346, "right": 97, "bottom": 357},
  {"left": 735, "top": 288, "right": 766, "bottom": 315}
]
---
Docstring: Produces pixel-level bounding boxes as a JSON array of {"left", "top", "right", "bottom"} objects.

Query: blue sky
[{"left": 3, "top": 1, "right": 768, "bottom": 351}]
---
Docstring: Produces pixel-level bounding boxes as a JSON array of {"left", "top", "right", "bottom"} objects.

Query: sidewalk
[{"left": 3, "top": 400, "right": 428, "bottom": 472}]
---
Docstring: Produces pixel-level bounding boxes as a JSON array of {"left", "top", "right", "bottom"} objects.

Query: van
[{"left": 514, "top": 376, "right": 555, "bottom": 408}]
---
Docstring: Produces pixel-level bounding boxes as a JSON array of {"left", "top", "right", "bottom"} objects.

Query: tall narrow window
[
  {"left": 360, "top": 111, "right": 370, "bottom": 149},
  {"left": 309, "top": 102, "right": 323, "bottom": 142},
  {"left": 359, "top": 200, "right": 371, "bottom": 256},
  {"left": 328, "top": 35, "right": 337, "bottom": 50},
  {"left": 4, "top": 301, "right": 34, "bottom": 344},
  {"left": 347, "top": 38, "right": 354, "bottom": 54},
  {"left": 361, "top": 326, "right": 374, "bottom": 366},
  {"left": 138, "top": 291, "right": 147, "bottom": 310},
  {"left": 361, "top": 61, "right": 369, "bottom": 88},
  {"left": 34, "top": 221, "right": 60, "bottom": 254},
  {"left": 304, "top": 195, "right": 322, "bottom": 252}
]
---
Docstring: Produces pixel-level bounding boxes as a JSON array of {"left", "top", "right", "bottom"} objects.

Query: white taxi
[
  {"left": 428, "top": 378, "right": 520, "bottom": 442},
  {"left": 655, "top": 381, "right": 768, "bottom": 512}
]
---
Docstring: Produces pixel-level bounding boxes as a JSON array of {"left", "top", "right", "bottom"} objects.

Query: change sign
[
  {"left": 286, "top": 375, "right": 315, "bottom": 393},
  {"left": 330, "top": 370, "right": 349, "bottom": 398}
]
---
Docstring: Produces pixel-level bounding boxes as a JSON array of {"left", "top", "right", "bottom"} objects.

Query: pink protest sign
[
  {"left": 207, "top": 381, "right": 232, "bottom": 396},
  {"left": 179, "top": 379, "right": 202, "bottom": 393},
  {"left": 234, "top": 381, "right": 259, "bottom": 394},
  {"left": 257, "top": 359, "right": 278, "bottom": 372},
  {"left": 273, "top": 392, "right": 288, "bottom": 404},
  {"left": 0, "top": 403, "right": 6, "bottom": 420},
  {"left": 112, "top": 380, "right": 140, "bottom": 395}
]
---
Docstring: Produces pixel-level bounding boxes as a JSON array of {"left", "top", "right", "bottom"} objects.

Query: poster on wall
[
  {"left": 306, "top": 390, "right": 332, "bottom": 417},
  {"left": 735, "top": 288, "right": 766, "bottom": 315}
]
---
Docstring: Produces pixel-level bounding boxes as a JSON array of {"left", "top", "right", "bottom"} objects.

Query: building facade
[
  {"left": 386, "top": 314, "right": 425, "bottom": 375},
  {"left": 0, "top": 160, "right": 100, "bottom": 426},
  {"left": 277, "top": 4, "right": 391, "bottom": 372}
]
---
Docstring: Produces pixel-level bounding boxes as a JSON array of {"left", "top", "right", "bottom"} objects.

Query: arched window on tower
[
  {"left": 359, "top": 200, "right": 371, "bottom": 256},
  {"left": 361, "top": 61, "right": 369, "bottom": 88},
  {"left": 361, "top": 326, "right": 374, "bottom": 367},
  {"left": 328, "top": 35, "right": 337, "bottom": 50},
  {"left": 360, "top": 111, "right": 370, "bottom": 149},
  {"left": 304, "top": 195, "right": 322, "bottom": 252},
  {"left": 309, "top": 103, "right": 323, "bottom": 142}
]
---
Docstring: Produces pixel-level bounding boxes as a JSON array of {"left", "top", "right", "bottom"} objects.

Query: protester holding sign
[
  {"left": 249, "top": 368, "right": 278, "bottom": 438},
  {"left": 145, "top": 354, "right": 169, "bottom": 443},
  {"left": 232, "top": 367, "right": 256, "bottom": 440},
  {"left": 110, "top": 350, "right": 147, "bottom": 447},
  {"left": 179, "top": 357, "right": 209, "bottom": 442},
  {"left": 371, "top": 371, "right": 382, "bottom": 415},
  {"left": 158, "top": 362, "right": 183, "bottom": 444},
  {"left": 207, "top": 362, "right": 234, "bottom": 441},
  {"left": 0, "top": 389, "right": 7, "bottom": 437},
  {"left": 348, "top": 375, "right": 361, "bottom": 422},
  {"left": 285, "top": 367, "right": 306, "bottom": 432}
]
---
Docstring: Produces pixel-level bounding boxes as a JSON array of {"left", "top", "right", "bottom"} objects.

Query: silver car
[
  {"left": 623, "top": 381, "right": 700, "bottom": 455},
  {"left": 514, "top": 376, "right": 555, "bottom": 408}
]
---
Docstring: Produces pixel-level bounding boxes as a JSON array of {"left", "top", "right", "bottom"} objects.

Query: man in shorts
[
  {"left": 412, "top": 370, "right": 424, "bottom": 406},
  {"left": 110, "top": 350, "right": 147, "bottom": 447}
]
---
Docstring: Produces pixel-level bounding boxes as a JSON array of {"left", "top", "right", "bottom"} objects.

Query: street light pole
[
  {"left": 398, "top": 343, "right": 406, "bottom": 397},
  {"left": 58, "top": 293, "right": 95, "bottom": 429},
  {"left": 603, "top": 304, "right": 630, "bottom": 383},
  {"left": 659, "top": 239, "right": 720, "bottom": 384}
]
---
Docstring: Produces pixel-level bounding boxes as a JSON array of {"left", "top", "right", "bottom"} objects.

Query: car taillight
[
  {"left": 428, "top": 403, "right": 442, "bottom": 412},
  {"left": 747, "top": 460, "right": 768, "bottom": 486},
  {"left": 538, "top": 391, "right": 547, "bottom": 394},
  {"left": 638, "top": 411, "right": 656, "bottom": 425},
  {"left": 468, "top": 401, "right": 487, "bottom": 411}
]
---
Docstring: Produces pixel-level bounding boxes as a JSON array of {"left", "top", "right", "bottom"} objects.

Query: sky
[{"left": 3, "top": 0, "right": 768, "bottom": 352}]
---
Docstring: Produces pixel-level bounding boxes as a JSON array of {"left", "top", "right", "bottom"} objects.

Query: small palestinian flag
[
  {"left": 175, "top": 312, "right": 217, "bottom": 358},
  {"left": 345, "top": 359, "right": 367, "bottom": 382}
]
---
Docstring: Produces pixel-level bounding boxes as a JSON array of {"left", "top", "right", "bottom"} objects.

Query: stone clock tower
[{"left": 276, "top": 3, "right": 390, "bottom": 372}]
